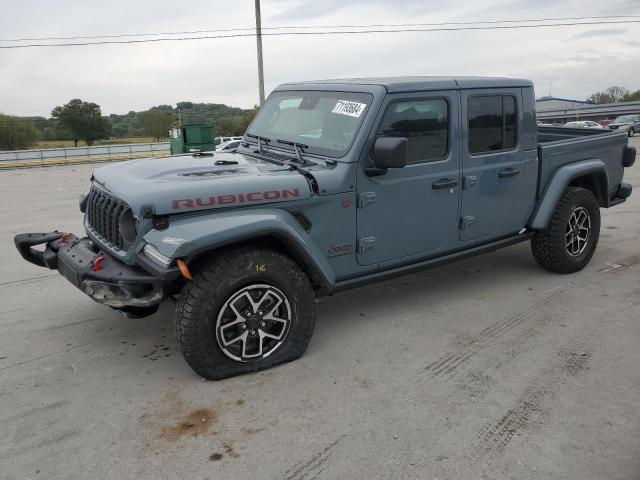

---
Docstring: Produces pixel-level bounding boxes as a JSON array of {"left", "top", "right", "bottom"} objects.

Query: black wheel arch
[
  {"left": 184, "top": 232, "right": 332, "bottom": 293},
  {"left": 568, "top": 171, "right": 609, "bottom": 208}
]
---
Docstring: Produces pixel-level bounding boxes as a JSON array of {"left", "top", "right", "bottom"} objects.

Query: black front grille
[{"left": 86, "top": 186, "right": 131, "bottom": 251}]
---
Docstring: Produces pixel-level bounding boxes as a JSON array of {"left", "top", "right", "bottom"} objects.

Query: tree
[
  {"left": 215, "top": 106, "right": 259, "bottom": 136},
  {"left": 216, "top": 116, "right": 243, "bottom": 136},
  {"left": 0, "top": 114, "right": 37, "bottom": 150},
  {"left": 241, "top": 105, "right": 259, "bottom": 130},
  {"left": 622, "top": 89, "right": 640, "bottom": 102},
  {"left": 138, "top": 107, "right": 175, "bottom": 141},
  {"left": 587, "top": 86, "right": 630, "bottom": 104},
  {"left": 51, "top": 99, "right": 111, "bottom": 146}
]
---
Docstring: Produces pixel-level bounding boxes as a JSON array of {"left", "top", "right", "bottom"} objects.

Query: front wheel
[
  {"left": 531, "top": 187, "right": 600, "bottom": 274},
  {"left": 174, "top": 246, "right": 317, "bottom": 380}
]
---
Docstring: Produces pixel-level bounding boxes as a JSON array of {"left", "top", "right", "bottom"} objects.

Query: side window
[
  {"left": 468, "top": 95, "right": 517, "bottom": 154},
  {"left": 376, "top": 99, "right": 449, "bottom": 164}
]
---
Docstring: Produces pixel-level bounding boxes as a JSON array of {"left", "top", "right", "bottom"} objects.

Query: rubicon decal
[{"left": 172, "top": 189, "right": 300, "bottom": 210}]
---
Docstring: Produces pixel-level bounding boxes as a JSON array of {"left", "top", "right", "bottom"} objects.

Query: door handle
[
  {"left": 498, "top": 168, "right": 520, "bottom": 178},
  {"left": 432, "top": 178, "right": 459, "bottom": 190}
]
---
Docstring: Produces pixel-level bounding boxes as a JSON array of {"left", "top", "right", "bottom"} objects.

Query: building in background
[
  {"left": 536, "top": 96, "right": 640, "bottom": 125},
  {"left": 536, "top": 96, "right": 593, "bottom": 112}
]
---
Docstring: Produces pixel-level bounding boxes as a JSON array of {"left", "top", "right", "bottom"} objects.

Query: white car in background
[
  {"left": 216, "top": 139, "right": 242, "bottom": 152},
  {"left": 214, "top": 136, "right": 243, "bottom": 149},
  {"left": 564, "top": 121, "right": 605, "bottom": 129}
]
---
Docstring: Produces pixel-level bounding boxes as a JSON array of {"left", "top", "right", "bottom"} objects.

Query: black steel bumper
[{"left": 14, "top": 232, "right": 163, "bottom": 314}]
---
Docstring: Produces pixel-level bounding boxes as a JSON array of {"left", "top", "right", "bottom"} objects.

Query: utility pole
[{"left": 255, "top": 0, "right": 266, "bottom": 105}]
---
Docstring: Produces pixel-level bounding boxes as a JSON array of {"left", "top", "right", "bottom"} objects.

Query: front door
[
  {"left": 356, "top": 91, "right": 461, "bottom": 266},
  {"left": 459, "top": 89, "right": 531, "bottom": 241}
]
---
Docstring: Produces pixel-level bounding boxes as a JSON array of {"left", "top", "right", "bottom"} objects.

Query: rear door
[
  {"left": 356, "top": 91, "right": 461, "bottom": 265},
  {"left": 459, "top": 89, "right": 532, "bottom": 240}
]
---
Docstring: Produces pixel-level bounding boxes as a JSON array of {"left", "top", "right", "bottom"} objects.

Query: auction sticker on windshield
[{"left": 332, "top": 100, "right": 367, "bottom": 118}]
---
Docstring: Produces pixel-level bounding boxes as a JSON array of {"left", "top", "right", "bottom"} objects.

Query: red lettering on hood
[
  {"left": 172, "top": 199, "right": 195, "bottom": 209},
  {"left": 171, "top": 188, "right": 301, "bottom": 210}
]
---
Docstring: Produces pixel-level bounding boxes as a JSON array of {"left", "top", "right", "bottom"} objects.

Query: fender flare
[
  {"left": 142, "top": 209, "right": 336, "bottom": 290},
  {"left": 528, "top": 159, "right": 609, "bottom": 230}
]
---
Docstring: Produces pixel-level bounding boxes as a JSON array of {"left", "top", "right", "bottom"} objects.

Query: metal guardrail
[
  {"left": 537, "top": 101, "right": 640, "bottom": 121},
  {"left": 0, "top": 142, "right": 170, "bottom": 169}
]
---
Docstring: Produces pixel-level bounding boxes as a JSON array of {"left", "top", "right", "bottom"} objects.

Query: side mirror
[{"left": 368, "top": 137, "right": 408, "bottom": 176}]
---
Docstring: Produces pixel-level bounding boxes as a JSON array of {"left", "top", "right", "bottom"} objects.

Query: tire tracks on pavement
[
  {"left": 471, "top": 344, "right": 593, "bottom": 464},
  {"left": 285, "top": 435, "right": 345, "bottom": 480},
  {"left": 424, "top": 288, "right": 567, "bottom": 380}
]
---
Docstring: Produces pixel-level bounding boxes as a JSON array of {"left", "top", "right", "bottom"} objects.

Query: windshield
[
  {"left": 246, "top": 91, "right": 373, "bottom": 158},
  {"left": 614, "top": 115, "right": 636, "bottom": 123}
]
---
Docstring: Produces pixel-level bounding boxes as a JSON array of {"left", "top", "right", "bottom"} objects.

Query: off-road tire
[
  {"left": 531, "top": 187, "right": 600, "bottom": 274},
  {"left": 174, "top": 246, "right": 316, "bottom": 380}
]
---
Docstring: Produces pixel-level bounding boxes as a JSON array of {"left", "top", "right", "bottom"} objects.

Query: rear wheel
[
  {"left": 174, "top": 246, "right": 317, "bottom": 380},
  {"left": 531, "top": 187, "right": 600, "bottom": 273}
]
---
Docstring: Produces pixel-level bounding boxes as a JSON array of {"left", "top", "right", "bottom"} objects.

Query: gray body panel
[
  {"left": 458, "top": 87, "right": 538, "bottom": 241},
  {"left": 354, "top": 88, "right": 462, "bottom": 265},
  {"left": 92, "top": 152, "right": 313, "bottom": 216},
  {"left": 143, "top": 209, "right": 336, "bottom": 288},
  {"left": 536, "top": 128, "right": 627, "bottom": 199},
  {"left": 529, "top": 159, "right": 609, "bottom": 230},
  {"left": 79, "top": 76, "right": 630, "bottom": 293}
]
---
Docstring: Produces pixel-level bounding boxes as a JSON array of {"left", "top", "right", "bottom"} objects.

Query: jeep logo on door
[{"left": 172, "top": 189, "right": 300, "bottom": 210}]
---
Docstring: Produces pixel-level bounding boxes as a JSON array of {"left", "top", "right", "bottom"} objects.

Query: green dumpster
[{"left": 169, "top": 124, "right": 216, "bottom": 155}]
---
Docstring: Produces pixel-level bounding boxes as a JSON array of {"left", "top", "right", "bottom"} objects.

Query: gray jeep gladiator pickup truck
[{"left": 15, "top": 77, "right": 635, "bottom": 379}]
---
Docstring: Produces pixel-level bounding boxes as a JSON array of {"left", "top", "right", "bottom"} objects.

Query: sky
[{"left": 1, "top": 0, "right": 639, "bottom": 117}]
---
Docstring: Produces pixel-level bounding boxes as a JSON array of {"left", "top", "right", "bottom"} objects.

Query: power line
[
  {"left": 1, "top": 14, "right": 639, "bottom": 43},
  {"left": 1, "top": 19, "right": 639, "bottom": 49}
]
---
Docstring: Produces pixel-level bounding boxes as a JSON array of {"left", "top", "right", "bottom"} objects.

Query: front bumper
[{"left": 14, "top": 232, "right": 164, "bottom": 313}]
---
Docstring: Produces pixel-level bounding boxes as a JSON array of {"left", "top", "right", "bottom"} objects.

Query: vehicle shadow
[
  {"left": 313, "top": 242, "right": 542, "bottom": 342},
  {"left": 72, "top": 242, "right": 541, "bottom": 377}
]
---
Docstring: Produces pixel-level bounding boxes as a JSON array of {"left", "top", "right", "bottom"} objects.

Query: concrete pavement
[{"left": 1, "top": 138, "right": 639, "bottom": 479}]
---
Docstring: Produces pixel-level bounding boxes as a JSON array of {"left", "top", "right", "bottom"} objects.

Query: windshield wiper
[
  {"left": 276, "top": 139, "right": 309, "bottom": 164},
  {"left": 242, "top": 134, "right": 293, "bottom": 168},
  {"left": 245, "top": 133, "right": 271, "bottom": 153},
  {"left": 243, "top": 136, "right": 320, "bottom": 194}
]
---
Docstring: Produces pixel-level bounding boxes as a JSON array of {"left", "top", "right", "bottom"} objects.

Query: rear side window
[
  {"left": 468, "top": 95, "right": 517, "bottom": 154},
  {"left": 377, "top": 99, "right": 449, "bottom": 164}
]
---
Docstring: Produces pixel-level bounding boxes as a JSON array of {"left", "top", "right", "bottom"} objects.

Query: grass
[{"left": 31, "top": 136, "right": 165, "bottom": 149}]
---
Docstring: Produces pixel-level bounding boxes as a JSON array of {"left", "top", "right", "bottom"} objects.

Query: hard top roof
[{"left": 278, "top": 76, "right": 532, "bottom": 93}]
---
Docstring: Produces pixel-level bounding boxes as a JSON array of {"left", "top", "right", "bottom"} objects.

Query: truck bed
[
  {"left": 537, "top": 126, "right": 616, "bottom": 144},
  {"left": 536, "top": 126, "right": 628, "bottom": 200}
]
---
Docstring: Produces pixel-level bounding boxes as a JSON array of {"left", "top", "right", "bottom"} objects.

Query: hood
[{"left": 92, "top": 152, "right": 313, "bottom": 216}]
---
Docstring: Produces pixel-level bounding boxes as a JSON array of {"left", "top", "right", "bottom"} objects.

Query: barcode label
[{"left": 332, "top": 100, "right": 367, "bottom": 118}]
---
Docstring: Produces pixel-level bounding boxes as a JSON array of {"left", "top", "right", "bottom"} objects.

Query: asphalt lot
[{"left": 1, "top": 137, "right": 639, "bottom": 480}]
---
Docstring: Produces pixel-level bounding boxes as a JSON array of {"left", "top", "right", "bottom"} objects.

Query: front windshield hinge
[{"left": 245, "top": 133, "right": 271, "bottom": 153}]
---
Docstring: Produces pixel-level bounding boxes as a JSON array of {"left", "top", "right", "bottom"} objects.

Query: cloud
[
  {"left": 1, "top": 0, "right": 640, "bottom": 116},
  {"left": 566, "top": 28, "right": 627, "bottom": 41},
  {"left": 269, "top": 0, "right": 438, "bottom": 21}
]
